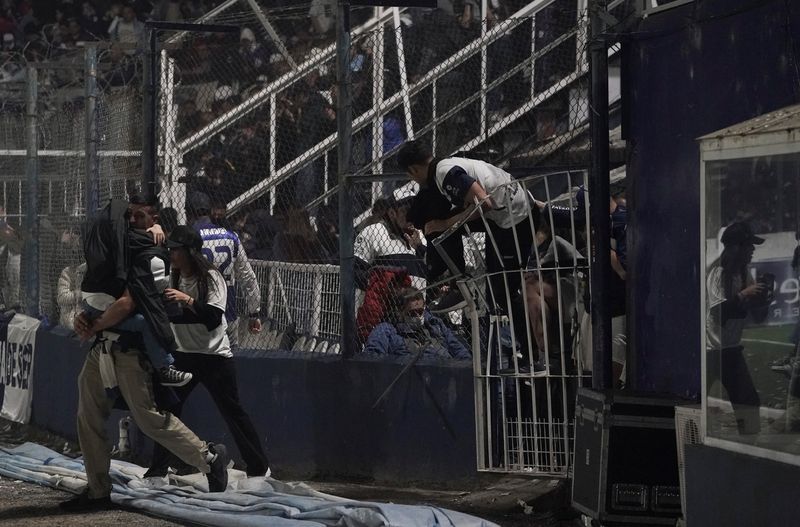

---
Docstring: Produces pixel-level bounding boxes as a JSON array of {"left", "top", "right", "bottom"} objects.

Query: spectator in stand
[
  {"left": 212, "top": 84, "right": 238, "bottom": 116},
  {"left": 309, "top": 0, "right": 336, "bottom": 37},
  {"left": 0, "top": 208, "right": 21, "bottom": 309},
  {"left": 80, "top": 1, "right": 106, "bottom": 38},
  {"left": 293, "top": 68, "right": 335, "bottom": 208},
  {"left": 209, "top": 198, "right": 230, "bottom": 231},
  {"left": 272, "top": 203, "right": 324, "bottom": 263},
  {"left": 354, "top": 185, "right": 427, "bottom": 341},
  {"left": 108, "top": 5, "right": 144, "bottom": 51},
  {"left": 238, "top": 27, "right": 270, "bottom": 83},
  {"left": 241, "top": 209, "right": 278, "bottom": 261},
  {"left": 357, "top": 197, "right": 391, "bottom": 232},
  {"left": 364, "top": 287, "right": 470, "bottom": 360},
  {"left": 354, "top": 185, "right": 426, "bottom": 294},
  {"left": 102, "top": 44, "right": 138, "bottom": 87},
  {"left": 57, "top": 228, "right": 87, "bottom": 330},
  {"left": 151, "top": 0, "right": 184, "bottom": 22}
]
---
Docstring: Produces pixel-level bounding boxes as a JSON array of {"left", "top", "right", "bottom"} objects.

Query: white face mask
[{"left": 406, "top": 313, "right": 425, "bottom": 328}]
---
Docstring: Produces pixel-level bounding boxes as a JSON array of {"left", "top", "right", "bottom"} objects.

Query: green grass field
[{"left": 733, "top": 324, "right": 796, "bottom": 408}]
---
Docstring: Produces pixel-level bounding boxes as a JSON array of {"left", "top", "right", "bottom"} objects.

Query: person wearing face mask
[
  {"left": 354, "top": 184, "right": 428, "bottom": 342},
  {"left": 364, "top": 287, "right": 470, "bottom": 360}
]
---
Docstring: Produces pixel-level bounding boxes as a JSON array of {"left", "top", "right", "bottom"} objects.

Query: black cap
[
  {"left": 165, "top": 225, "right": 203, "bottom": 251},
  {"left": 721, "top": 222, "right": 765, "bottom": 246},
  {"left": 186, "top": 191, "right": 211, "bottom": 214}
]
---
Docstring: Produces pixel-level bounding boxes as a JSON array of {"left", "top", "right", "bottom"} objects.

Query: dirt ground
[
  {"left": 0, "top": 474, "right": 580, "bottom": 527},
  {"left": 0, "top": 418, "right": 582, "bottom": 527},
  {"left": 0, "top": 477, "right": 190, "bottom": 527}
]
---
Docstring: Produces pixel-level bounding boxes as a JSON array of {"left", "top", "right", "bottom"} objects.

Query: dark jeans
[
  {"left": 707, "top": 345, "right": 761, "bottom": 433},
  {"left": 150, "top": 353, "right": 269, "bottom": 476},
  {"left": 486, "top": 219, "right": 535, "bottom": 359}
]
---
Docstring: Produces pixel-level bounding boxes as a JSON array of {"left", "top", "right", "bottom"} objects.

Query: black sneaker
[
  {"left": 206, "top": 443, "right": 229, "bottom": 493},
  {"left": 143, "top": 466, "right": 168, "bottom": 478},
  {"left": 59, "top": 492, "right": 114, "bottom": 512},
  {"left": 430, "top": 288, "right": 467, "bottom": 314},
  {"left": 158, "top": 366, "right": 193, "bottom": 387}
]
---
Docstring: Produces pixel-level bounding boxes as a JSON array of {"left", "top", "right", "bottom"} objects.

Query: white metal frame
[
  {"left": 700, "top": 129, "right": 800, "bottom": 468},
  {"left": 432, "top": 171, "right": 591, "bottom": 477},
  {"left": 159, "top": 0, "right": 610, "bottom": 217}
]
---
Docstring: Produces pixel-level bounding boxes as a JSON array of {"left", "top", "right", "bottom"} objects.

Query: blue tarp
[{"left": 0, "top": 443, "right": 497, "bottom": 527}]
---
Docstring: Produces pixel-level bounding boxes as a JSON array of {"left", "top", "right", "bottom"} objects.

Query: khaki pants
[{"left": 77, "top": 341, "right": 211, "bottom": 498}]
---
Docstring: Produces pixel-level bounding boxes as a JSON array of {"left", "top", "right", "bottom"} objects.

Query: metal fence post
[
  {"left": 589, "top": 0, "right": 612, "bottom": 389},
  {"left": 143, "top": 27, "right": 159, "bottom": 201},
  {"left": 85, "top": 46, "right": 99, "bottom": 213},
  {"left": 337, "top": 0, "right": 356, "bottom": 358},
  {"left": 24, "top": 66, "right": 39, "bottom": 316}
]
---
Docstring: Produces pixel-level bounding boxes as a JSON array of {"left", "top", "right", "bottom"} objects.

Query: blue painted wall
[
  {"left": 625, "top": 0, "right": 800, "bottom": 397},
  {"left": 31, "top": 329, "right": 478, "bottom": 486}
]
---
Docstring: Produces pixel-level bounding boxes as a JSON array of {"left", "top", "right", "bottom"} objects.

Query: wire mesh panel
[
  {"left": 0, "top": 37, "right": 145, "bottom": 323},
  {"left": 427, "top": 170, "right": 592, "bottom": 477}
]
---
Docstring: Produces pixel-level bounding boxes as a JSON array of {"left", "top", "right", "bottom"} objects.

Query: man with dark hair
[
  {"left": 397, "top": 139, "right": 535, "bottom": 356},
  {"left": 79, "top": 195, "right": 191, "bottom": 386},
  {"left": 185, "top": 192, "right": 262, "bottom": 349},
  {"left": 364, "top": 287, "right": 470, "bottom": 360},
  {"left": 61, "top": 196, "right": 229, "bottom": 512}
]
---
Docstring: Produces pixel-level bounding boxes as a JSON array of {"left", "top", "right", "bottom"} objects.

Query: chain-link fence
[
  {"left": 152, "top": 0, "right": 595, "bottom": 358},
  {"left": 3, "top": 0, "right": 604, "bottom": 477},
  {"left": 0, "top": 42, "right": 143, "bottom": 323}
]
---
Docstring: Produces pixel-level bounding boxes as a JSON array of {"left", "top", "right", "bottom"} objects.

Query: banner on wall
[{"left": 0, "top": 314, "right": 41, "bottom": 423}]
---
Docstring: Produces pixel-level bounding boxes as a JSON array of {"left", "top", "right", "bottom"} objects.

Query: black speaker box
[{"left": 571, "top": 388, "right": 684, "bottom": 525}]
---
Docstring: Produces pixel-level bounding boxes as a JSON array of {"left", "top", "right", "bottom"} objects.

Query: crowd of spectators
[{"left": 0, "top": 0, "right": 589, "bottom": 366}]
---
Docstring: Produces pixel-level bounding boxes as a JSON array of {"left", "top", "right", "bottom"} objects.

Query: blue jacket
[{"left": 364, "top": 312, "right": 471, "bottom": 360}]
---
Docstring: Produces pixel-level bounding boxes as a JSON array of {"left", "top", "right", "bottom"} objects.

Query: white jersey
[
  {"left": 170, "top": 270, "right": 232, "bottom": 358},
  {"left": 434, "top": 157, "right": 530, "bottom": 229},
  {"left": 193, "top": 220, "right": 261, "bottom": 321},
  {"left": 354, "top": 221, "right": 427, "bottom": 292}
]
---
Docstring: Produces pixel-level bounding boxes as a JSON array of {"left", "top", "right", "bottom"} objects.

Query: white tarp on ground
[{"left": 0, "top": 443, "right": 498, "bottom": 527}]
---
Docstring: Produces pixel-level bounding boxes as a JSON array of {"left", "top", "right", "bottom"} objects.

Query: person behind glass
[
  {"left": 364, "top": 287, "right": 470, "bottom": 360},
  {"left": 706, "top": 221, "right": 772, "bottom": 435},
  {"left": 145, "top": 226, "right": 270, "bottom": 479}
]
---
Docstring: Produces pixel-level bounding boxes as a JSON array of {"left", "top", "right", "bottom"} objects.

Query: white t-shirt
[
  {"left": 170, "top": 270, "right": 232, "bottom": 358},
  {"left": 434, "top": 157, "right": 530, "bottom": 229},
  {"left": 706, "top": 265, "right": 754, "bottom": 350},
  {"left": 354, "top": 221, "right": 427, "bottom": 292}
]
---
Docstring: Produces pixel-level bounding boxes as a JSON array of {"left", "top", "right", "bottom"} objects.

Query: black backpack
[{"left": 80, "top": 199, "right": 130, "bottom": 298}]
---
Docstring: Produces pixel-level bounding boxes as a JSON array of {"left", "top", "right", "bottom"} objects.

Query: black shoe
[
  {"left": 59, "top": 492, "right": 113, "bottom": 512},
  {"left": 206, "top": 443, "right": 229, "bottom": 493},
  {"left": 430, "top": 288, "right": 467, "bottom": 314},
  {"left": 143, "top": 466, "right": 168, "bottom": 478},
  {"left": 158, "top": 365, "right": 193, "bottom": 387}
]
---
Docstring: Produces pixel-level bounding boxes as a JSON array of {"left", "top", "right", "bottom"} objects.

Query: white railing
[
  {"left": 245, "top": 260, "right": 341, "bottom": 347},
  {"left": 160, "top": 0, "right": 603, "bottom": 218}
]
